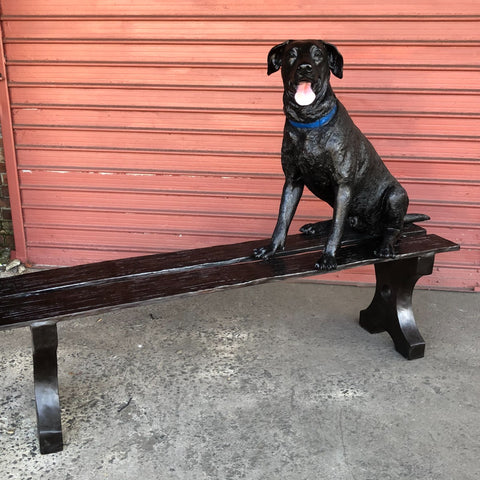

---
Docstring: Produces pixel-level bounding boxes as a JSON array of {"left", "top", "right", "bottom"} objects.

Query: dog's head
[{"left": 267, "top": 40, "right": 343, "bottom": 118}]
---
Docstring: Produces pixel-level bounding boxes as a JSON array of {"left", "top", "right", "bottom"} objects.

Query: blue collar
[{"left": 288, "top": 103, "right": 337, "bottom": 129}]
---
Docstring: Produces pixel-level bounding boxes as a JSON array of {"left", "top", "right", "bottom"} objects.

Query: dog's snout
[{"left": 298, "top": 63, "right": 313, "bottom": 73}]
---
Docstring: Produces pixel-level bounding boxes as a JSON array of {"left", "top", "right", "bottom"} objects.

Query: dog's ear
[
  {"left": 267, "top": 40, "right": 292, "bottom": 75},
  {"left": 323, "top": 42, "right": 344, "bottom": 79}
]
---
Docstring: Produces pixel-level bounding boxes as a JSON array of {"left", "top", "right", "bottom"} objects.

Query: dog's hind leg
[{"left": 375, "top": 184, "right": 409, "bottom": 258}]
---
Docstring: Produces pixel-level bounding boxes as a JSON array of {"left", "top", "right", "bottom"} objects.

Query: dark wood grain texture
[{"left": 0, "top": 226, "right": 457, "bottom": 330}]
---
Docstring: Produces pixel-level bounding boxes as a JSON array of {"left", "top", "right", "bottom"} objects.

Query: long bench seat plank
[
  {"left": 0, "top": 233, "right": 458, "bottom": 330},
  {"left": 0, "top": 223, "right": 426, "bottom": 297}
]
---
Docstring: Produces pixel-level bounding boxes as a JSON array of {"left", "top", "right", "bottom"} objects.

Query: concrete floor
[{"left": 0, "top": 281, "right": 479, "bottom": 480}]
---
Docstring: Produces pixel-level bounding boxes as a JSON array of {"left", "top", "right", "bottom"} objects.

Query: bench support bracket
[
  {"left": 30, "top": 321, "right": 63, "bottom": 454},
  {"left": 359, "top": 254, "right": 435, "bottom": 360}
]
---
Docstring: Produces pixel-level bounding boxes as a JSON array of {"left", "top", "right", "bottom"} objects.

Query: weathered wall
[{"left": 0, "top": 1, "right": 478, "bottom": 290}]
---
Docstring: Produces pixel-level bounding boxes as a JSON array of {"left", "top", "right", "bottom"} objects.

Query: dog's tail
[{"left": 404, "top": 213, "right": 430, "bottom": 224}]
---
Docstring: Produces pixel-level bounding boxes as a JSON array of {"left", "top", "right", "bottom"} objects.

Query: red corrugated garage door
[{"left": 0, "top": 0, "right": 478, "bottom": 290}]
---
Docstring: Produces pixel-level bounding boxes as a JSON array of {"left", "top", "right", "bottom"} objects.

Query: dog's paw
[
  {"left": 375, "top": 229, "right": 400, "bottom": 258},
  {"left": 300, "top": 221, "right": 331, "bottom": 236},
  {"left": 300, "top": 223, "right": 318, "bottom": 235},
  {"left": 315, "top": 253, "right": 338, "bottom": 271},
  {"left": 252, "top": 246, "right": 276, "bottom": 260},
  {"left": 374, "top": 243, "right": 396, "bottom": 258}
]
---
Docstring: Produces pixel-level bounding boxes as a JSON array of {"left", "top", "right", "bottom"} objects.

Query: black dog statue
[{"left": 254, "top": 39, "right": 427, "bottom": 270}]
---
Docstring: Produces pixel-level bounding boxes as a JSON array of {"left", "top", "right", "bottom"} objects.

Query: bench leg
[
  {"left": 359, "top": 254, "right": 435, "bottom": 360},
  {"left": 30, "top": 322, "right": 63, "bottom": 454}
]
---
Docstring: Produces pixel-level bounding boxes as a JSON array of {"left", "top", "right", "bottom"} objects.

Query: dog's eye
[
  {"left": 287, "top": 49, "right": 298, "bottom": 63},
  {"left": 311, "top": 47, "right": 324, "bottom": 63}
]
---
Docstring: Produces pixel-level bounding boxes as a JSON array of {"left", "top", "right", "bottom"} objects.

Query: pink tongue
[{"left": 295, "top": 82, "right": 316, "bottom": 106}]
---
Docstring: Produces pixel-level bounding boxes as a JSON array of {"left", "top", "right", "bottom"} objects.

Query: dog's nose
[{"left": 298, "top": 63, "right": 313, "bottom": 74}]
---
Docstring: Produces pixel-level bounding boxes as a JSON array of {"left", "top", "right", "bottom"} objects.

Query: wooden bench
[{"left": 0, "top": 221, "right": 458, "bottom": 454}]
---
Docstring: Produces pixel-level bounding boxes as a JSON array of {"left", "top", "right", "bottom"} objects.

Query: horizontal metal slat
[
  {"left": 22, "top": 206, "right": 480, "bottom": 243},
  {"left": 17, "top": 170, "right": 480, "bottom": 203},
  {"left": 12, "top": 107, "right": 480, "bottom": 137},
  {"left": 24, "top": 226, "right": 260, "bottom": 254},
  {"left": 7, "top": 64, "right": 480, "bottom": 90},
  {"left": 15, "top": 149, "right": 285, "bottom": 176},
  {"left": 4, "top": 0, "right": 480, "bottom": 16},
  {"left": 21, "top": 208, "right": 480, "bottom": 252},
  {"left": 20, "top": 188, "right": 295, "bottom": 215},
  {"left": 18, "top": 187, "right": 480, "bottom": 225},
  {"left": 13, "top": 107, "right": 285, "bottom": 132},
  {"left": 10, "top": 86, "right": 480, "bottom": 115},
  {"left": 5, "top": 41, "right": 480, "bottom": 66},
  {"left": 3, "top": 18, "right": 480, "bottom": 42},
  {"left": 15, "top": 149, "right": 480, "bottom": 182},
  {"left": 14, "top": 127, "right": 480, "bottom": 158}
]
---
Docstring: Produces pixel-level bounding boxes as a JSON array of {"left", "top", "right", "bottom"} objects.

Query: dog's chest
[
  {"left": 283, "top": 129, "right": 335, "bottom": 192},
  {"left": 284, "top": 131, "right": 334, "bottom": 180}
]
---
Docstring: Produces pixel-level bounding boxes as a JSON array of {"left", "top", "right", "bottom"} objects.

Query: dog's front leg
[
  {"left": 253, "top": 179, "right": 304, "bottom": 259},
  {"left": 316, "top": 184, "right": 352, "bottom": 270}
]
